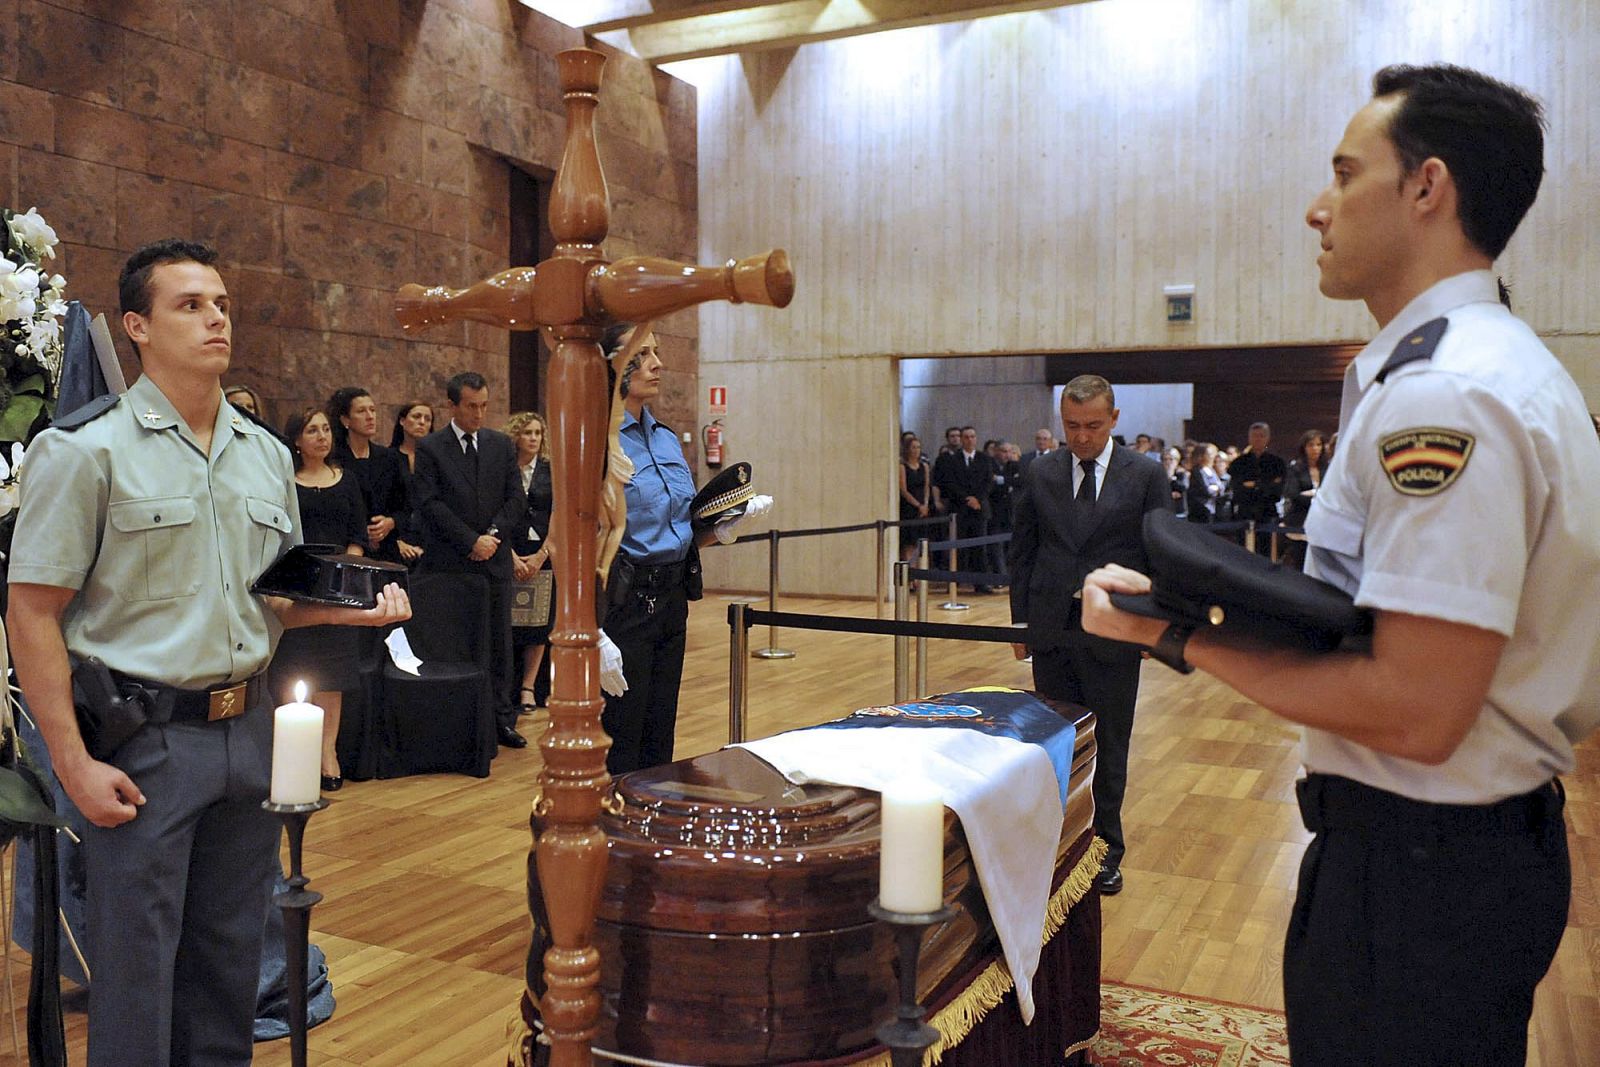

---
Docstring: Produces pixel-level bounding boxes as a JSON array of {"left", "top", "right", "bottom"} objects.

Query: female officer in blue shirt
[{"left": 597, "top": 325, "right": 770, "bottom": 774}]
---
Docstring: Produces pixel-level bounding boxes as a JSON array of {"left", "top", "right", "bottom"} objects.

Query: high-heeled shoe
[
  {"left": 320, "top": 774, "right": 343, "bottom": 792},
  {"left": 518, "top": 687, "right": 539, "bottom": 715}
]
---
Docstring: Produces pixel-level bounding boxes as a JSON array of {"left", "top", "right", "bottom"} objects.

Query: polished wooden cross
[{"left": 393, "top": 47, "right": 793, "bottom": 1067}]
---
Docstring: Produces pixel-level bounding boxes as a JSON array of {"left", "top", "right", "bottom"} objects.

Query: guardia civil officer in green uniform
[
  {"left": 1081, "top": 67, "right": 1600, "bottom": 1065},
  {"left": 6, "top": 239, "right": 410, "bottom": 1067}
]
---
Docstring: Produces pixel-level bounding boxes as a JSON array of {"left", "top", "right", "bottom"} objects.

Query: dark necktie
[
  {"left": 1076, "top": 458, "right": 1097, "bottom": 506},
  {"left": 464, "top": 433, "right": 479, "bottom": 480}
]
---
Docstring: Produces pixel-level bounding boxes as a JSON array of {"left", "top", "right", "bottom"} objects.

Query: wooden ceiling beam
[
  {"left": 621, "top": 0, "right": 1086, "bottom": 65},
  {"left": 587, "top": 0, "right": 797, "bottom": 35}
]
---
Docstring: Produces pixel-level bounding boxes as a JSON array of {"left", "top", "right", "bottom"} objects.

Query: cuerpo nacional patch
[{"left": 1378, "top": 427, "right": 1475, "bottom": 496}]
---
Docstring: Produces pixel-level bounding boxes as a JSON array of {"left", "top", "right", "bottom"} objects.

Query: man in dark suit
[
  {"left": 1227, "top": 421, "right": 1287, "bottom": 554},
  {"left": 1017, "top": 428, "right": 1056, "bottom": 485},
  {"left": 1008, "top": 375, "right": 1169, "bottom": 895},
  {"left": 412, "top": 371, "right": 530, "bottom": 748},
  {"left": 933, "top": 425, "right": 996, "bottom": 592}
]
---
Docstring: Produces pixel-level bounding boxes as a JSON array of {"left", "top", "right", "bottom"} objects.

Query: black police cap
[
  {"left": 690, "top": 462, "right": 756, "bottom": 531},
  {"left": 1110, "top": 512, "right": 1371, "bottom": 651},
  {"left": 251, "top": 544, "right": 409, "bottom": 609}
]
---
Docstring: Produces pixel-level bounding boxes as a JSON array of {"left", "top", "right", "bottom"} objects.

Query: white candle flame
[{"left": 294, "top": 679, "right": 308, "bottom": 703}]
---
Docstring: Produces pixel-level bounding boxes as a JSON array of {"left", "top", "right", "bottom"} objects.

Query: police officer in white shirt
[{"left": 1080, "top": 64, "right": 1600, "bottom": 1065}]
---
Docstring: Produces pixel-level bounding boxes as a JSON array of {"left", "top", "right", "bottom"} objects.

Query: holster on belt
[{"left": 68, "top": 654, "right": 151, "bottom": 761}]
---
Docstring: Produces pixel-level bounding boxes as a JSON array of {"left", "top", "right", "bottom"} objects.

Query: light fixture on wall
[{"left": 1164, "top": 284, "right": 1195, "bottom": 325}]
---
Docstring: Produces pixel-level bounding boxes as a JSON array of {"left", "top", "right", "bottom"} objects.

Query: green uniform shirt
[{"left": 9, "top": 375, "right": 301, "bottom": 689}]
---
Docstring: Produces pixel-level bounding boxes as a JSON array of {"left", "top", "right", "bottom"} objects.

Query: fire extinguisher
[{"left": 702, "top": 419, "right": 725, "bottom": 468}]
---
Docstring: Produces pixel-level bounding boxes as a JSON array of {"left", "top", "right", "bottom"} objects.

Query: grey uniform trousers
[{"left": 83, "top": 702, "right": 279, "bottom": 1067}]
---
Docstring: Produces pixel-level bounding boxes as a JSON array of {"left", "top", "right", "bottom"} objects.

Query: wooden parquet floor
[{"left": 4, "top": 591, "right": 1598, "bottom": 1065}]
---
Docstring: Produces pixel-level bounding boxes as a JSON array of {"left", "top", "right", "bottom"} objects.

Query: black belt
[
  {"left": 109, "top": 670, "right": 267, "bottom": 724},
  {"left": 1296, "top": 773, "right": 1563, "bottom": 837},
  {"left": 628, "top": 558, "right": 690, "bottom": 590}
]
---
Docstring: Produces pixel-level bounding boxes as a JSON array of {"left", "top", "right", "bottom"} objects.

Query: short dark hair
[
  {"left": 446, "top": 371, "right": 488, "bottom": 404},
  {"left": 1063, "top": 374, "right": 1116, "bottom": 409},
  {"left": 326, "top": 385, "right": 371, "bottom": 452},
  {"left": 1371, "top": 64, "right": 1545, "bottom": 259},
  {"left": 119, "top": 238, "right": 219, "bottom": 318}
]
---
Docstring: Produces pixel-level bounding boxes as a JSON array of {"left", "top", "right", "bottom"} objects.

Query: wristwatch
[{"left": 1148, "top": 623, "right": 1197, "bottom": 674}]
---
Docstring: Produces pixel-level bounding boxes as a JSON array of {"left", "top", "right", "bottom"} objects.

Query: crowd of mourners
[
  {"left": 220, "top": 378, "right": 554, "bottom": 788},
  {"left": 897, "top": 419, "right": 1332, "bottom": 583}
]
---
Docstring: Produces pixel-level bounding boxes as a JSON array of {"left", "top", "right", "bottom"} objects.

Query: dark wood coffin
[{"left": 527, "top": 697, "right": 1097, "bottom": 1065}]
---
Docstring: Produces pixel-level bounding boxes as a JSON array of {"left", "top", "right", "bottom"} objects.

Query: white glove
[
  {"left": 598, "top": 629, "right": 628, "bottom": 698},
  {"left": 715, "top": 494, "right": 774, "bottom": 545}
]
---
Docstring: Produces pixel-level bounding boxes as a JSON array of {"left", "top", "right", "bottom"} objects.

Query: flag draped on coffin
[{"left": 737, "top": 687, "right": 1077, "bottom": 1023}]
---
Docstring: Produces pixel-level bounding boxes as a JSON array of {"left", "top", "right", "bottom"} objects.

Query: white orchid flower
[
  {"left": 0, "top": 443, "right": 17, "bottom": 483},
  {"left": 8, "top": 207, "right": 59, "bottom": 258}
]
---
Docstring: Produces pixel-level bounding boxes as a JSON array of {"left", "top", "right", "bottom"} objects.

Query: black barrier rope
[
  {"left": 924, "top": 532, "right": 1011, "bottom": 552},
  {"left": 727, "top": 517, "right": 901, "bottom": 546},
  {"left": 723, "top": 513, "right": 1304, "bottom": 549},
  {"left": 910, "top": 568, "right": 1009, "bottom": 587},
  {"left": 730, "top": 605, "right": 1023, "bottom": 644}
]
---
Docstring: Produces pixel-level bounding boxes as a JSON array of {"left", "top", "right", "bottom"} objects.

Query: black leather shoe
[
  {"left": 497, "top": 724, "right": 528, "bottom": 749},
  {"left": 1096, "top": 865, "right": 1123, "bottom": 896},
  {"left": 320, "top": 775, "right": 343, "bottom": 793},
  {"left": 974, "top": 585, "right": 994, "bottom": 595}
]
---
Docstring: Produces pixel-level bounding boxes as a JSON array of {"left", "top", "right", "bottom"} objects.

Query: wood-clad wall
[{"left": 690, "top": 0, "right": 1600, "bottom": 595}]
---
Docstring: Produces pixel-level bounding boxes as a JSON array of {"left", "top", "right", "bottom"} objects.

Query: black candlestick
[
  {"left": 869, "top": 899, "right": 958, "bottom": 1067},
  {"left": 264, "top": 798, "right": 330, "bottom": 1067}
]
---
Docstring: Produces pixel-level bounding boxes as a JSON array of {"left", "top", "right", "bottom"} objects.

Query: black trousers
[
  {"left": 601, "top": 581, "right": 690, "bottom": 775},
  {"left": 1285, "top": 774, "right": 1570, "bottom": 1066},
  {"left": 1031, "top": 639, "right": 1142, "bottom": 869}
]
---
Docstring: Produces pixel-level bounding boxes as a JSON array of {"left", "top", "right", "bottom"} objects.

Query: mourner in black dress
[
  {"left": 330, "top": 386, "right": 409, "bottom": 564},
  {"left": 898, "top": 434, "right": 931, "bottom": 560},
  {"left": 271, "top": 408, "right": 368, "bottom": 791},
  {"left": 388, "top": 399, "right": 433, "bottom": 566},
  {"left": 506, "top": 411, "right": 554, "bottom": 715}
]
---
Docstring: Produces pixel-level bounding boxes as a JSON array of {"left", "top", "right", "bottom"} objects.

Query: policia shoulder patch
[{"left": 1378, "top": 427, "right": 1475, "bottom": 496}]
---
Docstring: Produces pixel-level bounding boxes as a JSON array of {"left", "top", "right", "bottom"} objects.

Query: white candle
[
  {"left": 270, "top": 681, "right": 324, "bottom": 805},
  {"left": 879, "top": 778, "right": 945, "bottom": 913}
]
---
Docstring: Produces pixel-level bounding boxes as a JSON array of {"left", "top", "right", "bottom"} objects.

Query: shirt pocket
[
  {"left": 108, "top": 496, "right": 200, "bottom": 602},
  {"left": 246, "top": 496, "right": 294, "bottom": 577}
]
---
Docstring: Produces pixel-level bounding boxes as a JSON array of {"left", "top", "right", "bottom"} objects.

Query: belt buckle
[{"left": 208, "top": 681, "right": 248, "bottom": 721}]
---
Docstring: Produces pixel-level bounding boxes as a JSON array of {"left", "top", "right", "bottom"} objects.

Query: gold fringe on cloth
[
  {"left": 857, "top": 836, "right": 1109, "bottom": 1067},
  {"left": 505, "top": 991, "right": 536, "bottom": 1067}
]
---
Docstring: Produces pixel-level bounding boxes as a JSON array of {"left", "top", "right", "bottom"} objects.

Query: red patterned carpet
[{"left": 1089, "top": 984, "right": 1291, "bottom": 1066}]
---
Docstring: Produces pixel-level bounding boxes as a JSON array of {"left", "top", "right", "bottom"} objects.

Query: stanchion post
[
  {"left": 752, "top": 527, "right": 796, "bottom": 659},
  {"left": 1245, "top": 519, "right": 1257, "bottom": 554},
  {"left": 893, "top": 560, "right": 910, "bottom": 701},
  {"left": 876, "top": 519, "right": 888, "bottom": 619},
  {"left": 938, "top": 513, "right": 968, "bottom": 612},
  {"left": 1270, "top": 527, "right": 1280, "bottom": 563},
  {"left": 729, "top": 602, "right": 749, "bottom": 743},
  {"left": 915, "top": 540, "right": 930, "bottom": 697}
]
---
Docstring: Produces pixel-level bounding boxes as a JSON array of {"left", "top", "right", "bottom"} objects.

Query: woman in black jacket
[
  {"left": 1281, "top": 429, "right": 1329, "bottom": 568},
  {"left": 506, "top": 410, "right": 554, "bottom": 715}
]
